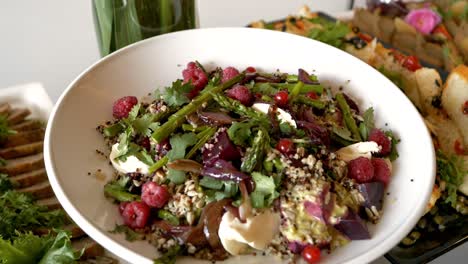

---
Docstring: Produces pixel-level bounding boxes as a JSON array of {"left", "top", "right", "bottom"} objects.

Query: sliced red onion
[
  {"left": 201, "top": 159, "right": 250, "bottom": 182},
  {"left": 334, "top": 210, "right": 371, "bottom": 240},
  {"left": 297, "top": 120, "right": 330, "bottom": 146},
  {"left": 198, "top": 111, "right": 235, "bottom": 126},
  {"left": 298, "top": 69, "right": 320, "bottom": 85},
  {"left": 202, "top": 130, "right": 241, "bottom": 166},
  {"left": 357, "top": 182, "right": 385, "bottom": 211}
]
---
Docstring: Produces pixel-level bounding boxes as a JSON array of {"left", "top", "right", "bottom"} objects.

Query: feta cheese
[
  {"left": 109, "top": 143, "right": 149, "bottom": 174},
  {"left": 335, "top": 141, "right": 381, "bottom": 162},
  {"left": 252, "top": 103, "right": 297, "bottom": 128},
  {"left": 218, "top": 209, "right": 280, "bottom": 255}
]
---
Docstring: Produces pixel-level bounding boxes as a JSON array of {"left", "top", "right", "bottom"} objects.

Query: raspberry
[
  {"left": 221, "top": 66, "right": 240, "bottom": 83},
  {"left": 141, "top": 182, "right": 170, "bottom": 208},
  {"left": 348, "top": 157, "right": 374, "bottom": 183},
  {"left": 112, "top": 96, "right": 138, "bottom": 119},
  {"left": 368, "top": 128, "right": 391, "bottom": 155},
  {"left": 121, "top": 201, "right": 150, "bottom": 229},
  {"left": 225, "top": 85, "right": 253, "bottom": 106},
  {"left": 372, "top": 158, "right": 391, "bottom": 186},
  {"left": 182, "top": 62, "right": 208, "bottom": 98}
]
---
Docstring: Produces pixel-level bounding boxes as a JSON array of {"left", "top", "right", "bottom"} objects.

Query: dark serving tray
[{"left": 256, "top": 11, "right": 465, "bottom": 264}]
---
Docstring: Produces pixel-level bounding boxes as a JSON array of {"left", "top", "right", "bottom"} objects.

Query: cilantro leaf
[
  {"left": 436, "top": 150, "right": 467, "bottom": 206},
  {"left": 279, "top": 122, "right": 293, "bottom": 135},
  {"left": 133, "top": 113, "right": 160, "bottom": 137},
  {"left": 359, "top": 107, "right": 375, "bottom": 140},
  {"left": 385, "top": 130, "right": 399, "bottom": 161},
  {"left": 167, "top": 133, "right": 197, "bottom": 161},
  {"left": 250, "top": 172, "right": 278, "bottom": 208},
  {"left": 167, "top": 169, "right": 187, "bottom": 184},
  {"left": 228, "top": 121, "right": 255, "bottom": 146},
  {"left": 38, "top": 230, "right": 81, "bottom": 264},
  {"left": 161, "top": 80, "right": 193, "bottom": 107},
  {"left": 110, "top": 224, "right": 144, "bottom": 242}
]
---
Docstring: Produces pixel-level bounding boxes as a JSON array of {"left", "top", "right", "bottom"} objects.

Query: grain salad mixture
[{"left": 97, "top": 62, "right": 399, "bottom": 263}]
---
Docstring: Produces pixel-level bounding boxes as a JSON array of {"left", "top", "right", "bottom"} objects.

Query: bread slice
[
  {"left": 11, "top": 119, "right": 43, "bottom": 132},
  {"left": 17, "top": 180, "right": 53, "bottom": 199},
  {"left": 9, "top": 168, "right": 47, "bottom": 188},
  {"left": 36, "top": 196, "right": 62, "bottom": 210},
  {"left": 414, "top": 68, "right": 443, "bottom": 116},
  {"left": 3, "top": 128, "right": 45, "bottom": 148},
  {"left": 35, "top": 224, "right": 86, "bottom": 239},
  {"left": 0, "top": 103, "right": 11, "bottom": 116},
  {"left": 441, "top": 65, "right": 468, "bottom": 148},
  {"left": 77, "top": 256, "right": 118, "bottom": 264},
  {"left": 73, "top": 237, "right": 105, "bottom": 260},
  {"left": 0, "top": 152, "right": 44, "bottom": 176},
  {"left": 0, "top": 142, "right": 43, "bottom": 159},
  {"left": 7, "top": 108, "right": 31, "bottom": 125},
  {"left": 425, "top": 113, "right": 464, "bottom": 155}
]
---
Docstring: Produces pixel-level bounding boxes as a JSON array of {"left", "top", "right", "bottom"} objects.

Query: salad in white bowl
[{"left": 98, "top": 62, "right": 399, "bottom": 263}]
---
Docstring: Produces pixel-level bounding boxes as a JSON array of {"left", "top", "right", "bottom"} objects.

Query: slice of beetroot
[
  {"left": 357, "top": 182, "right": 385, "bottom": 211},
  {"left": 334, "top": 210, "right": 370, "bottom": 240},
  {"left": 201, "top": 159, "right": 250, "bottom": 183},
  {"left": 202, "top": 130, "right": 240, "bottom": 166}
]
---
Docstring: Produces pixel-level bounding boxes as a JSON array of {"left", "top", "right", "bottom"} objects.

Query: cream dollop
[
  {"left": 218, "top": 209, "right": 280, "bottom": 255},
  {"left": 335, "top": 141, "right": 381, "bottom": 162},
  {"left": 252, "top": 103, "right": 297, "bottom": 128},
  {"left": 109, "top": 143, "right": 150, "bottom": 174}
]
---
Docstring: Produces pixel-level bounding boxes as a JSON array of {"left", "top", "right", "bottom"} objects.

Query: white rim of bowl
[{"left": 44, "top": 27, "right": 436, "bottom": 264}]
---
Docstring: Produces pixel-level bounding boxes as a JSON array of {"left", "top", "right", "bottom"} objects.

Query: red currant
[
  {"left": 302, "top": 245, "right": 321, "bottom": 264},
  {"left": 276, "top": 138, "right": 294, "bottom": 155},
  {"left": 274, "top": 90, "right": 289, "bottom": 107}
]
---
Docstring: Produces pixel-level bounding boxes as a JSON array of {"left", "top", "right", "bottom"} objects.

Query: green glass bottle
[{"left": 93, "top": 0, "right": 196, "bottom": 57}]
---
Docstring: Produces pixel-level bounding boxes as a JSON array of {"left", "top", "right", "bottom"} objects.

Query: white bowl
[{"left": 44, "top": 28, "right": 435, "bottom": 264}]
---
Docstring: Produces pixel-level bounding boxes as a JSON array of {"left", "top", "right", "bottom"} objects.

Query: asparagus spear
[
  {"left": 336, "top": 93, "right": 362, "bottom": 141},
  {"left": 241, "top": 129, "right": 269, "bottom": 173},
  {"left": 294, "top": 95, "right": 326, "bottom": 109},
  {"left": 151, "top": 73, "right": 244, "bottom": 143},
  {"left": 104, "top": 183, "right": 140, "bottom": 202},
  {"left": 211, "top": 93, "right": 268, "bottom": 125},
  {"left": 186, "top": 127, "right": 216, "bottom": 159}
]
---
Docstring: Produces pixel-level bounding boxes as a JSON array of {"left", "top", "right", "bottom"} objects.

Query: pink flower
[{"left": 404, "top": 8, "right": 442, "bottom": 35}]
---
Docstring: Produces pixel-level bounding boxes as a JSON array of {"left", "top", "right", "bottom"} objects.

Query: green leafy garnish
[
  {"left": 227, "top": 121, "right": 255, "bottom": 146},
  {"left": 133, "top": 113, "right": 160, "bottom": 137},
  {"left": 154, "top": 244, "right": 181, "bottom": 264},
  {"left": 359, "top": 107, "right": 375, "bottom": 141},
  {"left": 165, "top": 133, "right": 197, "bottom": 183},
  {"left": 384, "top": 130, "right": 399, "bottom": 161},
  {"left": 0, "top": 191, "right": 66, "bottom": 240},
  {"left": 160, "top": 80, "right": 194, "bottom": 107},
  {"left": 250, "top": 172, "right": 279, "bottom": 208},
  {"left": 157, "top": 210, "right": 180, "bottom": 225},
  {"left": 436, "top": 150, "right": 467, "bottom": 206},
  {"left": 0, "top": 230, "right": 81, "bottom": 264},
  {"left": 200, "top": 177, "right": 239, "bottom": 202},
  {"left": 104, "top": 176, "right": 140, "bottom": 202},
  {"left": 307, "top": 18, "right": 350, "bottom": 49},
  {"left": 110, "top": 224, "right": 144, "bottom": 242},
  {"left": 279, "top": 122, "right": 293, "bottom": 135},
  {"left": 0, "top": 115, "right": 16, "bottom": 141},
  {"left": 0, "top": 173, "right": 13, "bottom": 193}
]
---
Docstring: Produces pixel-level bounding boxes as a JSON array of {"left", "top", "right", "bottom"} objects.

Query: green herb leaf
[
  {"left": 133, "top": 113, "right": 160, "bottom": 137},
  {"left": 199, "top": 177, "right": 224, "bottom": 190},
  {"left": 157, "top": 210, "right": 180, "bottom": 226},
  {"left": 110, "top": 224, "right": 144, "bottom": 242},
  {"left": 167, "top": 169, "right": 187, "bottom": 184},
  {"left": 359, "top": 107, "right": 374, "bottom": 141},
  {"left": 38, "top": 230, "right": 81, "bottom": 264},
  {"left": 161, "top": 80, "right": 193, "bottom": 107},
  {"left": 228, "top": 121, "right": 255, "bottom": 146},
  {"left": 0, "top": 232, "right": 47, "bottom": 263},
  {"left": 134, "top": 150, "right": 155, "bottom": 166},
  {"left": 104, "top": 176, "right": 140, "bottom": 202},
  {"left": 154, "top": 244, "right": 181, "bottom": 264},
  {"left": 384, "top": 130, "right": 399, "bottom": 161},
  {"left": 250, "top": 172, "right": 278, "bottom": 208},
  {"left": 167, "top": 133, "right": 197, "bottom": 161},
  {"left": 436, "top": 150, "right": 467, "bottom": 206},
  {"left": 0, "top": 173, "right": 13, "bottom": 193},
  {"left": 279, "top": 122, "right": 293, "bottom": 135}
]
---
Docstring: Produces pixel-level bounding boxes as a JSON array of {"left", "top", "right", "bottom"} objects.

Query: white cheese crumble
[
  {"left": 252, "top": 103, "right": 297, "bottom": 128},
  {"left": 109, "top": 143, "right": 149, "bottom": 174},
  {"left": 335, "top": 141, "right": 381, "bottom": 162}
]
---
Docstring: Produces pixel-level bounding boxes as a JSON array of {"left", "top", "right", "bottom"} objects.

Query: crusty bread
[
  {"left": 0, "top": 152, "right": 44, "bottom": 176},
  {"left": 0, "top": 103, "right": 11, "bottom": 115},
  {"left": 6, "top": 108, "right": 31, "bottom": 125},
  {"left": 0, "top": 141, "right": 43, "bottom": 159},
  {"left": 17, "top": 180, "right": 53, "bottom": 199},
  {"left": 36, "top": 196, "right": 62, "bottom": 210},
  {"left": 414, "top": 68, "right": 443, "bottom": 116},
  {"left": 11, "top": 119, "right": 43, "bottom": 132},
  {"left": 73, "top": 237, "right": 105, "bottom": 260},
  {"left": 3, "top": 128, "right": 45, "bottom": 148},
  {"left": 441, "top": 65, "right": 468, "bottom": 148},
  {"left": 35, "top": 223, "right": 86, "bottom": 239},
  {"left": 425, "top": 113, "right": 464, "bottom": 156},
  {"left": 9, "top": 168, "right": 47, "bottom": 188}
]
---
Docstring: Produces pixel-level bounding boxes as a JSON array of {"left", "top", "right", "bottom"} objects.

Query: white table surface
[{"left": 0, "top": 0, "right": 465, "bottom": 263}]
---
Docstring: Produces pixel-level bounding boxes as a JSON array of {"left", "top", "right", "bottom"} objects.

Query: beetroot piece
[
  {"left": 225, "top": 85, "right": 253, "bottom": 106},
  {"left": 371, "top": 158, "right": 391, "bottom": 186},
  {"left": 334, "top": 210, "right": 371, "bottom": 240},
  {"left": 347, "top": 157, "right": 374, "bottom": 183},
  {"left": 202, "top": 130, "right": 241, "bottom": 165},
  {"left": 112, "top": 96, "right": 138, "bottom": 119},
  {"left": 369, "top": 129, "right": 392, "bottom": 155},
  {"left": 201, "top": 159, "right": 250, "bottom": 183},
  {"left": 298, "top": 69, "right": 319, "bottom": 85},
  {"left": 155, "top": 138, "right": 171, "bottom": 156},
  {"left": 358, "top": 182, "right": 385, "bottom": 211},
  {"left": 198, "top": 111, "right": 235, "bottom": 126},
  {"left": 297, "top": 120, "right": 330, "bottom": 146}
]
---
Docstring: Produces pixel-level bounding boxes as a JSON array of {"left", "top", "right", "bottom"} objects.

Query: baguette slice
[
  {"left": 0, "top": 142, "right": 43, "bottom": 159},
  {"left": 17, "top": 180, "right": 53, "bottom": 199},
  {"left": 0, "top": 152, "right": 44, "bottom": 176},
  {"left": 441, "top": 65, "right": 468, "bottom": 148},
  {"left": 73, "top": 237, "right": 105, "bottom": 260},
  {"left": 35, "top": 224, "right": 86, "bottom": 239},
  {"left": 36, "top": 196, "right": 62, "bottom": 210},
  {"left": 9, "top": 168, "right": 47, "bottom": 188},
  {"left": 3, "top": 128, "right": 45, "bottom": 148},
  {"left": 0, "top": 103, "right": 11, "bottom": 115},
  {"left": 11, "top": 119, "right": 44, "bottom": 132},
  {"left": 7, "top": 108, "right": 31, "bottom": 125},
  {"left": 414, "top": 68, "right": 443, "bottom": 116}
]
